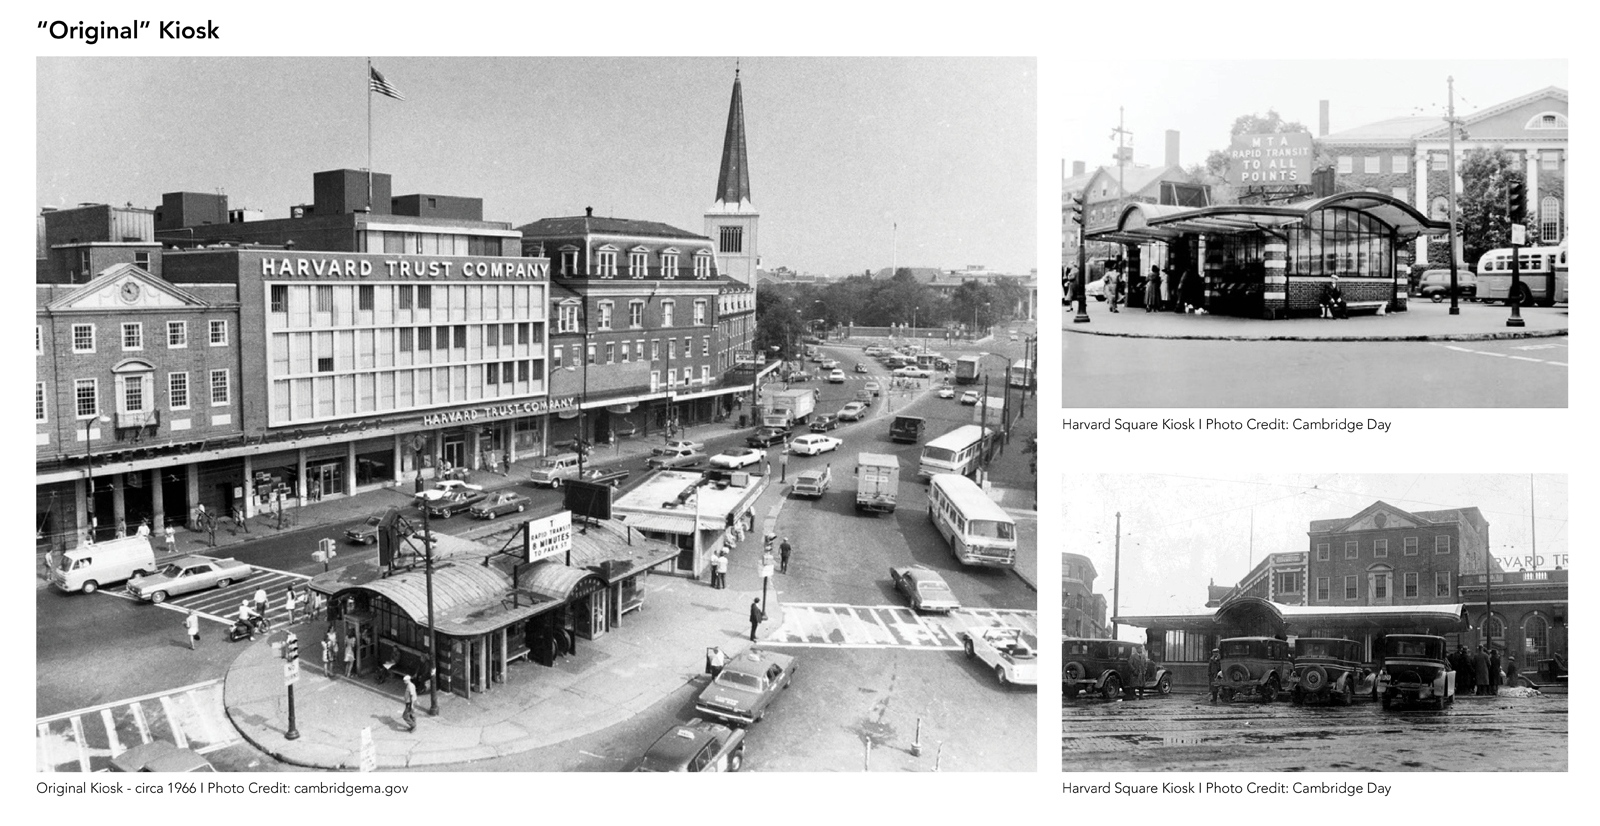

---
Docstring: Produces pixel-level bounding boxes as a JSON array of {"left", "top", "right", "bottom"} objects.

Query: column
[
  {"left": 1525, "top": 151, "right": 1539, "bottom": 234},
  {"left": 1263, "top": 241, "right": 1287, "bottom": 318},
  {"left": 151, "top": 467, "right": 165, "bottom": 528},
  {"left": 111, "top": 475, "right": 126, "bottom": 536},
  {"left": 296, "top": 449, "right": 307, "bottom": 505},
  {"left": 392, "top": 434, "right": 404, "bottom": 485},
  {"left": 185, "top": 463, "right": 200, "bottom": 529},
  {"left": 345, "top": 439, "right": 357, "bottom": 496},
  {"left": 239, "top": 454, "right": 253, "bottom": 519},
  {"left": 1414, "top": 153, "right": 1430, "bottom": 266},
  {"left": 74, "top": 478, "right": 89, "bottom": 547}
]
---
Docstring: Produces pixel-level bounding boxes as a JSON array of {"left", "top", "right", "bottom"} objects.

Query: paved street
[{"left": 1063, "top": 692, "right": 1567, "bottom": 772}]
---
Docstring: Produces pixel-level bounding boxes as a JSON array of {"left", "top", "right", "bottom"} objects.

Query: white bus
[
  {"left": 1477, "top": 246, "right": 1566, "bottom": 307},
  {"left": 1008, "top": 360, "right": 1035, "bottom": 390},
  {"left": 918, "top": 425, "right": 990, "bottom": 479},
  {"left": 928, "top": 473, "right": 1017, "bottom": 567}
]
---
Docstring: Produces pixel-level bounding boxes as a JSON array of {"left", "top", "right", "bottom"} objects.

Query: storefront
[{"left": 1092, "top": 192, "right": 1447, "bottom": 319}]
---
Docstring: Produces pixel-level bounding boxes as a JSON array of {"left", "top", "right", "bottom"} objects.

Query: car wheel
[
  {"left": 1064, "top": 661, "right": 1086, "bottom": 683},
  {"left": 81, "top": 580, "right": 99, "bottom": 595},
  {"left": 1432, "top": 294, "right": 1443, "bottom": 303},
  {"left": 1100, "top": 673, "right": 1122, "bottom": 701},
  {"left": 1156, "top": 673, "right": 1172, "bottom": 696},
  {"left": 963, "top": 638, "right": 975, "bottom": 658},
  {"left": 517, "top": 505, "right": 526, "bottom": 513},
  {"left": 728, "top": 748, "right": 744, "bottom": 773},
  {"left": 995, "top": 665, "right": 1009, "bottom": 685},
  {"left": 550, "top": 478, "right": 561, "bottom": 489},
  {"left": 488, "top": 511, "right": 497, "bottom": 519},
  {"left": 216, "top": 578, "right": 231, "bottom": 589},
  {"left": 151, "top": 591, "right": 168, "bottom": 604},
  {"left": 1516, "top": 284, "right": 1534, "bottom": 307}
]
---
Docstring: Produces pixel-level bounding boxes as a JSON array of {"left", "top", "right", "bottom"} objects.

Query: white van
[
  {"left": 527, "top": 452, "right": 584, "bottom": 488},
  {"left": 49, "top": 535, "right": 158, "bottom": 594}
]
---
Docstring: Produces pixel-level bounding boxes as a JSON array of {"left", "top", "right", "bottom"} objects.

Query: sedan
[
  {"left": 694, "top": 650, "right": 796, "bottom": 726},
  {"left": 864, "top": 381, "right": 881, "bottom": 397},
  {"left": 819, "top": 359, "right": 839, "bottom": 370},
  {"left": 837, "top": 402, "right": 868, "bottom": 422},
  {"left": 470, "top": 491, "right": 530, "bottom": 519},
  {"left": 635, "top": 718, "right": 747, "bottom": 773},
  {"left": 427, "top": 489, "right": 488, "bottom": 518},
  {"left": 789, "top": 434, "right": 842, "bottom": 456},
  {"left": 959, "top": 391, "right": 980, "bottom": 405},
  {"left": 710, "top": 447, "right": 765, "bottom": 469},
  {"left": 827, "top": 370, "right": 846, "bottom": 383},
  {"left": 652, "top": 439, "right": 706, "bottom": 456},
  {"left": 577, "top": 466, "right": 631, "bottom": 487},
  {"left": 853, "top": 363, "right": 868, "bottom": 373},
  {"left": 893, "top": 366, "right": 932, "bottom": 379},
  {"left": 937, "top": 385, "right": 956, "bottom": 399},
  {"left": 889, "top": 565, "right": 961, "bottom": 613},
  {"left": 746, "top": 427, "right": 790, "bottom": 447}
]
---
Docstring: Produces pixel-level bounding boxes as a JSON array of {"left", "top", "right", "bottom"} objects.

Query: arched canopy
[{"left": 1088, "top": 191, "right": 1447, "bottom": 245}]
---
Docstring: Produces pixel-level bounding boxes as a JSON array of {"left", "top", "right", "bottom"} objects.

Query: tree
[
  {"left": 1458, "top": 147, "right": 1527, "bottom": 267},
  {"left": 754, "top": 288, "right": 804, "bottom": 360}
]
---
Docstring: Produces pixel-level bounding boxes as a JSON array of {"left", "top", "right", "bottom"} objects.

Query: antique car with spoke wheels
[
  {"left": 1062, "top": 638, "right": 1171, "bottom": 701},
  {"left": 1289, "top": 637, "right": 1366, "bottom": 706},
  {"left": 1377, "top": 634, "right": 1456, "bottom": 710},
  {"left": 1216, "top": 637, "right": 1293, "bottom": 703}
]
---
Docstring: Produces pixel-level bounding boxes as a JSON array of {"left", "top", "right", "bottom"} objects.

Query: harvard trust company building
[{"left": 37, "top": 74, "right": 762, "bottom": 551}]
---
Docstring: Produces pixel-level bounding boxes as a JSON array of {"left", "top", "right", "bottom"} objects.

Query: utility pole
[
  {"left": 1112, "top": 511, "right": 1122, "bottom": 640},
  {"left": 1112, "top": 107, "right": 1133, "bottom": 219},
  {"left": 1446, "top": 76, "right": 1463, "bottom": 316}
]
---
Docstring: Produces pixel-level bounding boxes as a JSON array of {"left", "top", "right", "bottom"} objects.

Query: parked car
[
  {"left": 694, "top": 649, "right": 796, "bottom": 726},
  {"left": 345, "top": 514, "right": 433, "bottom": 547},
  {"left": 470, "top": 491, "right": 530, "bottom": 520},
  {"left": 789, "top": 434, "right": 842, "bottom": 456},
  {"left": 1288, "top": 637, "right": 1367, "bottom": 706},
  {"left": 1062, "top": 638, "right": 1173, "bottom": 701},
  {"left": 808, "top": 414, "right": 839, "bottom": 433},
  {"left": 837, "top": 402, "right": 868, "bottom": 422},
  {"left": 1008, "top": 330, "right": 1018, "bottom": 342},
  {"left": 127, "top": 556, "right": 254, "bottom": 604},
  {"left": 746, "top": 427, "right": 789, "bottom": 447},
  {"left": 412, "top": 479, "right": 483, "bottom": 507},
  {"left": 893, "top": 366, "right": 932, "bottom": 379},
  {"left": 784, "top": 370, "right": 811, "bottom": 383},
  {"left": 110, "top": 741, "right": 216, "bottom": 773},
  {"left": 959, "top": 627, "right": 1038, "bottom": 686},
  {"left": 937, "top": 385, "right": 956, "bottom": 399},
  {"left": 1215, "top": 636, "right": 1293, "bottom": 703},
  {"left": 1377, "top": 634, "right": 1456, "bottom": 710},
  {"left": 959, "top": 390, "right": 980, "bottom": 405},
  {"left": 889, "top": 565, "right": 960, "bottom": 613},
  {"left": 634, "top": 718, "right": 747, "bottom": 772},
  {"left": 791, "top": 466, "right": 832, "bottom": 498},
  {"left": 864, "top": 381, "right": 881, "bottom": 397},
  {"left": 652, "top": 439, "right": 705, "bottom": 455},
  {"left": 819, "top": 359, "right": 839, "bottom": 370},
  {"left": 710, "top": 447, "right": 765, "bottom": 469},
  {"left": 527, "top": 453, "right": 583, "bottom": 488},
  {"left": 1417, "top": 268, "right": 1476, "bottom": 301},
  {"left": 577, "top": 466, "right": 631, "bottom": 487},
  {"left": 853, "top": 363, "right": 868, "bottom": 374},
  {"left": 647, "top": 448, "right": 706, "bottom": 470},
  {"left": 853, "top": 389, "right": 874, "bottom": 407},
  {"left": 426, "top": 488, "right": 489, "bottom": 519}
]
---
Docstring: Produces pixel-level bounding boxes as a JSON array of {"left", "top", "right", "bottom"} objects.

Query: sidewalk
[{"left": 1063, "top": 300, "right": 1568, "bottom": 342}]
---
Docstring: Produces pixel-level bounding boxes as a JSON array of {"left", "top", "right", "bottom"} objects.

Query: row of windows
[
  {"left": 50, "top": 371, "right": 230, "bottom": 422},
  {"left": 1313, "top": 572, "right": 1450, "bottom": 601},
  {"left": 269, "top": 324, "right": 543, "bottom": 380},
  {"left": 54, "top": 320, "right": 228, "bottom": 355},
  {"left": 362, "top": 230, "right": 510, "bottom": 258},
  {"left": 269, "top": 362, "right": 544, "bottom": 425},
  {"left": 554, "top": 247, "right": 715, "bottom": 280},
  {"left": 1315, "top": 535, "right": 1451, "bottom": 560},
  {"left": 552, "top": 336, "right": 711, "bottom": 368},
  {"left": 554, "top": 299, "right": 709, "bottom": 334},
  {"left": 1338, "top": 149, "right": 1565, "bottom": 176},
  {"left": 268, "top": 283, "right": 543, "bottom": 329}
]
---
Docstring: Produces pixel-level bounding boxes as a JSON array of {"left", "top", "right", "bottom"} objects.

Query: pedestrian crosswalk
[
  {"left": 99, "top": 565, "right": 313, "bottom": 627},
  {"left": 762, "top": 603, "right": 1036, "bottom": 650},
  {"left": 36, "top": 680, "right": 239, "bottom": 772}
]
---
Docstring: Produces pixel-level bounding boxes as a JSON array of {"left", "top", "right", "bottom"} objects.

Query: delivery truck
[
  {"left": 855, "top": 453, "right": 900, "bottom": 514},
  {"left": 759, "top": 388, "right": 817, "bottom": 429}
]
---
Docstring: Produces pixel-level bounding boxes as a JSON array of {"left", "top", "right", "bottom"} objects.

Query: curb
[{"left": 1062, "top": 326, "right": 1569, "bottom": 344}]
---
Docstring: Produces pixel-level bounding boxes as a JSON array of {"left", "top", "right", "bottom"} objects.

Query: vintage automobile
[
  {"left": 1417, "top": 268, "right": 1477, "bottom": 302},
  {"left": 634, "top": 718, "right": 747, "bottom": 772},
  {"left": 694, "top": 649, "right": 796, "bottom": 726},
  {"left": 127, "top": 556, "right": 254, "bottom": 604},
  {"left": 426, "top": 488, "right": 489, "bottom": 519},
  {"left": 651, "top": 439, "right": 706, "bottom": 455},
  {"left": 837, "top": 402, "right": 868, "bottom": 422},
  {"left": 1288, "top": 637, "right": 1367, "bottom": 706},
  {"left": 864, "top": 381, "right": 882, "bottom": 397},
  {"left": 411, "top": 479, "right": 483, "bottom": 508},
  {"left": 789, "top": 434, "right": 842, "bottom": 456},
  {"left": 819, "top": 359, "right": 839, "bottom": 370},
  {"left": 937, "top": 384, "right": 956, "bottom": 399},
  {"left": 344, "top": 514, "right": 434, "bottom": 547},
  {"left": 526, "top": 453, "right": 583, "bottom": 488},
  {"left": 893, "top": 366, "right": 933, "bottom": 379},
  {"left": 853, "top": 362, "right": 869, "bottom": 373},
  {"left": 1216, "top": 636, "right": 1294, "bottom": 703},
  {"left": 959, "top": 390, "right": 980, "bottom": 405},
  {"left": 828, "top": 370, "right": 847, "bottom": 383},
  {"left": 1377, "top": 634, "right": 1456, "bottom": 710},
  {"left": 784, "top": 370, "right": 811, "bottom": 383},
  {"left": 808, "top": 414, "right": 839, "bottom": 433},
  {"left": 710, "top": 447, "right": 765, "bottom": 469},
  {"left": 1062, "top": 638, "right": 1173, "bottom": 701},
  {"left": 889, "top": 565, "right": 961, "bottom": 613},
  {"left": 110, "top": 741, "right": 216, "bottom": 773},
  {"left": 646, "top": 448, "right": 706, "bottom": 470},
  {"left": 746, "top": 427, "right": 790, "bottom": 447},
  {"left": 576, "top": 466, "right": 631, "bottom": 487},
  {"left": 791, "top": 466, "right": 832, "bottom": 498},
  {"left": 960, "top": 627, "right": 1038, "bottom": 686},
  {"left": 470, "top": 491, "right": 531, "bottom": 519},
  {"left": 854, "top": 389, "right": 874, "bottom": 407}
]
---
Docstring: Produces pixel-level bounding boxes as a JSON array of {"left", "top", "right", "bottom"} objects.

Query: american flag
[{"left": 369, "top": 66, "right": 406, "bottom": 101}]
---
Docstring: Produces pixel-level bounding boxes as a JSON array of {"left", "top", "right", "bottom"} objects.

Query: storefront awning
[
  {"left": 1116, "top": 598, "right": 1471, "bottom": 636},
  {"left": 605, "top": 403, "right": 637, "bottom": 414},
  {"left": 517, "top": 562, "right": 608, "bottom": 602},
  {"left": 617, "top": 512, "right": 701, "bottom": 534}
]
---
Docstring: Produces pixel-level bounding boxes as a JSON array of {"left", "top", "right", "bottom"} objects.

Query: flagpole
[{"left": 367, "top": 58, "right": 373, "bottom": 214}]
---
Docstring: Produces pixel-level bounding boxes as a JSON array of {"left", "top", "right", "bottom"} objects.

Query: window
[
  {"left": 1390, "top": 155, "right": 1408, "bottom": 174},
  {"left": 1541, "top": 150, "right": 1562, "bottom": 170},
  {"left": 75, "top": 378, "right": 97, "bottom": 418},
  {"left": 1403, "top": 536, "right": 1418, "bottom": 556},
  {"left": 605, "top": 343, "right": 616, "bottom": 364},
  {"left": 1337, "top": 156, "right": 1353, "bottom": 174},
  {"left": 399, "top": 328, "right": 413, "bottom": 352},
  {"left": 210, "top": 369, "right": 230, "bottom": 405},
  {"left": 620, "top": 340, "right": 630, "bottom": 363},
  {"left": 436, "top": 326, "right": 450, "bottom": 351},
  {"left": 667, "top": 369, "right": 677, "bottom": 387},
  {"left": 629, "top": 301, "right": 644, "bottom": 328},
  {"left": 635, "top": 340, "right": 645, "bottom": 362},
  {"left": 597, "top": 249, "right": 618, "bottom": 278},
  {"left": 650, "top": 340, "right": 660, "bottom": 361},
  {"left": 1435, "top": 572, "right": 1450, "bottom": 597},
  {"left": 702, "top": 336, "right": 711, "bottom": 356},
  {"left": 661, "top": 252, "right": 678, "bottom": 277},
  {"left": 208, "top": 320, "right": 228, "bottom": 346},
  {"left": 315, "top": 286, "right": 333, "bottom": 312},
  {"left": 1374, "top": 539, "right": 1387, "bottom": 558},
  {"left": 317, "top": 357, "right": 334, "bottom": 373},
  {"left": 1316, "top": 577, "right": 1330, "bottom": 601},
  {"left": 399, "top": 285, "right": 413, "bottom": 310},
  {"left": 559, "top": 249, "right": 578, "bottom": 277},
  {"left": 416, "top": 285, "right": 433, "bottom": 308},
  {"left": 662, "top": 301, "right": 675, "bottom": 327},
  {"left": 135, "top": 251, "right": 151, "bottom": 269},
  {"left": 1344, "top": 575, "right": 1358, "bottom": 600},
  {"left": 1373, "top": 575, "right": 1388, "bottom": 600},
  {"left": 1345, "top": 541, "right": 1358, "bottom": 560},
  {"left": 454, "top": 326, "right": 466, "bottom": 349},
  {"left": 35, "top": 325, "right": 40, "bottom": 355},
  {"left": 1316, "top": 543, "right": 1330, "bottom": 561},
  {"left": 552, "top": 346, "right": 563, "bottom": 369},
  {"left": 269, "top": 285, "right": 288, "bottom": 313},
  {"left": 358, "top": 285, "right": 374, "bottom": 311},
  {"left": 719, "top": 226, "right": 743, "bottom": 253},
  {"left": 121, "top": 375, "right": 146, "bottom": 412},
  {"left": 1403, "top": 572, "right": 1418, "bottom": 598},
  {"left": 1363, "top": 156, "right": 1380, "bottom": 174},
  {"left": 700, "top": 365, "right": 710, "bottom": 383},
  {"left": 518, "top": 361, "right": 529, "bottom": 382},
  {"left": 558, "top": 303, "right": 580, "bottom": 334},
  {"left": 167, "top": 321, "right": 187, "bottom": 348},
  {"left": 1435, "top": 535, "right": 1450, "bottom": 554},
  {"left": 169, "top": 372, "right": 189, "bottom": 409},
  {"left": 629, "top": 250, "right": 648, "bottom": 278},
  {"left": 487, "top": 324, "right": 500, "bottom": 346},
  {"left": 586, "top": 344, "right": 596, "bottom": 365},
  {"left": 122, "top": 323, "right": 143, "bottom": 351},
  {"left": 35, "top": 382, "right": 46, "bottom": 423},
  {"left": 1431, "top": 152, "right": 1449, "bottom": 171},
  {"left": 418, "top": 326, "right": 431, "bottom": 351},
  {"left": 486, "top": 363, "right": 499, "bottom": 385},
  {"left": 72, "top": 324, "right": 95, "bottom": 353},
  {"left": 518, "top": 323, "right": 529, "bottom": 345},
  {"left": 1540, "top": 196, "right": 1561, "bottom": 242},
  {"left": 1277, "top": 571, "right": 1301, "bottom": 595},
  {"left": 694, "top": 253, "right": 713, "bottom": 279},
  {"left": 693, "top": 300, "right": 707, "bottom": 326},
  {"left": 597, "top": 302, "right": 613, "bottom": 330}
]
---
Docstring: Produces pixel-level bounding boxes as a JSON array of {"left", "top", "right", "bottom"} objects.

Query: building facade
[
  {"left": 1063, "top": 552, "right": 1108, "bottom": 638},
  {"left": 1305, "top": 501, "right": 1490, "bottom": 610}
]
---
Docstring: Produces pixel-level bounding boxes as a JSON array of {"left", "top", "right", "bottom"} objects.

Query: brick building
[
  {"left": 1305, "top": 501, "right": 1490, "bottom": 609},
  {"left": 1063, "top": 552, "right": 1108, "bottom": 638}
]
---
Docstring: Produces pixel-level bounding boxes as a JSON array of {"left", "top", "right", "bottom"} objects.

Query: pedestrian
[
  {"left": 1505, "top": 653, "right": 1519, "bottom": 687},
  {"left": 343, "top": 639, "right": 356, "bottom": 677},
  {"left": 401, "top": 674, "right": 418, "bottom": 732},
  {"left": 234, "top": 505, "right": 249, "bottom": 534},
  {"left": 284, "top": 588, "right": 299, "bottom": 625},
  {"left": 1105, "top": 267, "right": 1120, "bottom": 313},
  {"left": 253, "top": 587, "right": 269, "bottom": 622},
  {"left": 706, "top": 646, "right": 726, "bottom": 678},
  {"left": 779, "top": 537, "right": 792, "bottom": 574},
  {"left": 184, "top": 610, "right": 200, "bottom": 650},
  {"left": 118, "top": 517, "right": 127, "bottom": 537},
  {"left": 1208, "top": 648, "right": 1222, "bottom": 702},
  {"left": 1489, "top": 648, "right": 1503, "bottom": 692},
  {"left": 780, "top": 450, "right": 789, "bottom": 482},
  {"left": 715, "top": 551, "right": 729, "bottom": 590},
  {"left": 1144, "top": 265, "right": 1161, "bottom": 313},
  {"left": 748, "top": 597, "right": 764, "bottom": 642},
  {"left": 1456, "top": 645, "right": 1475, "bottom": 696},
  {"left": 136, "top": 519, "right": 151, "bottom": 537},
  {"left": 1473, "top": 644, "right": 1491, "bottom": 695},
  {"left": 1161, "top": 266, "right": 1175, "bottom": 311},
  {"left": 319, "top": 636, "right": 333, "bottom": 677}
]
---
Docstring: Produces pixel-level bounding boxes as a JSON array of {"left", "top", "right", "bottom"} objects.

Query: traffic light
[
  {"left": 1507, "top": 179, "right": 1527, "bottom": 226},
  {"left": 285, "top": 633, "right": 299, "bottom": 662},
  {"left": 1070, "top": 193, "right": 1086, "bottom": 227}
]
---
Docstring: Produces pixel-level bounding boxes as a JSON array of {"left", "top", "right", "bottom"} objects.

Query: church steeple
[{"left": 713, "top": 67, "right": 753, "bottom": 209}]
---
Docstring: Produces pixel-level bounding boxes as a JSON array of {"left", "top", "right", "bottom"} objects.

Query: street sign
[
  {"left": 359, "top": 726, "right": 377, "bottom": 772},
  {"left": 1225, "top": 132, "right": 1313, "bottom": 187},
  {"left": 283, "top": 660, "right": 300, "bottom": 686},
  {"left": 524, "top": 511, "right": 574, "bottom": 564},
  {"left": 1512, "top": 224, "right": 1527, "bottom": 246}
]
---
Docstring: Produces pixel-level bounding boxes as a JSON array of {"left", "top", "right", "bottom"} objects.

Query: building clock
[{"left": 119, "top": 281, "right": 142, "bottom": 303}]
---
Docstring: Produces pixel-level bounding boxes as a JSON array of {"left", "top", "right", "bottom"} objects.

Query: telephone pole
[
  {"left": 1446, "top": 76, "right": 1464, "bottom": 316},
  {"left": 1112, "top": 511, "right": 1122, "bottom": 640}
]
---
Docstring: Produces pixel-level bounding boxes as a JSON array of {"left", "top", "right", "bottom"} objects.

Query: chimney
[
  {"left": 1072, "top": 160, "right": 1086, "bottom": 177},
  {"left": 1319, "top": 100, "right": 1330, "bottom": 137},
  {"left": 1165, "top": 130, "right": 1180, "bottom": 168},
  {"left": 585, "top": 206, "right": 593, "bottom": 217}
]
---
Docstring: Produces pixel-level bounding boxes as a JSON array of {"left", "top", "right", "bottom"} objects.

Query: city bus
[
  {"left": 954, "top": 355, "right": 982, "bottom": 386},
  {"left": 1555, "top": 247, "right": 1569, "bottom": 305},
  {"left": 1008, "top": 360, "right": 1035, "bottom": 390},
  {"left": 927, "top": 473, "right": 1017, "bottom": 567},
  {"left": 1476, "top": 246, "right": 1566, "bottom": 307},
  {"left": 918, "top": 425, "right": 990, "bottom": 479}
]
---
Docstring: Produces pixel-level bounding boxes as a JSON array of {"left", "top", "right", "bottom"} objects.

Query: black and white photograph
[
  {"left": 1062, "top": 60, "right": 1568, "bottom": 407},
  {"left": 1063, "top": 474, "right": 1568, "bottom": 772},
  {"left": 34, "top": 56, "right": 1039, "bottom": 773}
]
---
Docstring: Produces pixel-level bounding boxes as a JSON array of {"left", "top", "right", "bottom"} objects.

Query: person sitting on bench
[{"left": 1321, "top": 275, "right": 1348, "bottom": 319}]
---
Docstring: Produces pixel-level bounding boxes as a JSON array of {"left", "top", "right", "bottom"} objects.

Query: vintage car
[
  {"left": 1289, "top": 637, "right": 1367, "bottom": 706},
  {"left": 110, "top": 741, "right": 216, "bottom": 773},
  {"left": 576, "top": 466, "right": 631, "bottom": 487},
  {"left": 411, "top": 479, "right": 483, "bottom": 507},
  {"left": 828, "top": 370, "right": 847, "bottom": 383},
  {"left": 526, "top": 453, "right": 583, "bottom": 488},
  {"left": 1417, "top": 268, "right": 1477, "bottom": 301},
  {"left": 893, "top": 366, "right": 933, "bottom": 379},
  {"left": 791, "top": 466, "right": 832, "bottom": 498},
  {"left": 960, "top": 627, "right": 1037, "bottom": 686},
  {"left": 694, "top": 649, "right": 796, "bottom": 726},
  {"left": 651, "top": 439, "right": 706, "bottom": 455},
  {"left": 127, "top": 556, "right": 254, "bottom": 604},
  {"left": 470, "top": 491, "right": 531, "bottom": 519},
  {"left": 853, "top": 363, "right": 869, "bottom": 374},
  {"left": 1377, "top": 634, "right": 1456, "bottom": 710},
  {"left": 1062, "top": 638, "right": 1173, "bottom": 700},
  {"left": 1216, "top": 636, "right": 1294, "bottom": 703},
  {"left": 634, "top": 718, "right": 747, "bottom": 773},
  {"left": 425, "top": 488, "right": 489, "bottom": 519},
  {"left": 784, "top": 370, "right": 811, "bottom": 383},
  {"left": 808, "top": 414, "right": 839, "bottom": 433},
  {"left": 789, "top": 434, "right": 842, "bottom": 456},
  {"left": 937, "top": 385, "right": 956, "bottom": 399},
  {"left": 344, "top": 514, "right": 434, "bottom": 547},
  {"left": 710, "top": 447, "right": 765, "bottom": 469},
  {"left": 746, "top": 427, "right": 790, "bottom": 447},
  {"left": 854, "top": 389, "right": 874, "bottom": 407},
  {"left": 646, "top": 448, "right": 706, "bottom": 470},
  {"left": 819, "top": 359, "right": 839, "bottom": 370},
  {"left": 959, "top": 390, "right": 980, "bottom": 405},
  {"left": 837, "top": 402, "right": 868, "bottom": 422},
  {"left": 864, "top": 381, "right": 882, "bottom": 397},
  {"left": 889, "top": 565, "right": 961, "bottom": 613}
]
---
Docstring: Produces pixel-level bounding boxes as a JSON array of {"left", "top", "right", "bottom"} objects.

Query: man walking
[
  {"left": 779, "top": 537, "right": 792, "bottom": 574},
  {"left": 748, "top": 597, "right": 764, "bottom": 642},
  {"left": 715, "top": 551, "right": 729, "bottom": 590},
  {"left": 163, "top": 524, "right": 176, "bottom": 555},
  {"left": 321, "top": 636, "right": 334, "bottom": 679},
  {"left": 185, "top": 610, "right": 201, "bottom": 650},
  {"left": 1473, "top": 645, "right": 1491, "bottom": 695},
  {"left": 1208, "top": 648, "right": 1222, "bottom": 702},
  {"left": 283, "top": 588, "right": 299, "bottom": 625},
  {"left": 401, "top": 674, "right": 418, "bottom": 732},
  {"left": 253, "top": 587, "right": 269, "bottom": 624}
]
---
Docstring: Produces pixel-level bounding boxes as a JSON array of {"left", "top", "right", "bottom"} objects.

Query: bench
[{"left": 1346, "top": 300, "right": 1387, "bottom": 315}]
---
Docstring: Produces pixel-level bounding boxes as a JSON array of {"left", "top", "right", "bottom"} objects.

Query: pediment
[
  {"left": 47, "top": 264, "right": 208, "bottom": 312},
  {"left": 1332, "top": 501, "right": 1419, "bottom": 533}
]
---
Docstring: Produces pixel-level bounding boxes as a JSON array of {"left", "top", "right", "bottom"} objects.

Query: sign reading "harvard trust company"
[
  {"left": 1226, "top": 132, "right": 1313, "bottom": 186},
  {"left": 258, "top": 254, "right": 549, "bottom": 281}
]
